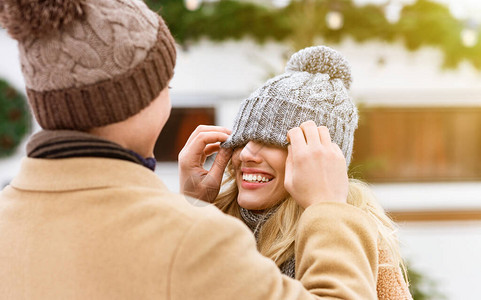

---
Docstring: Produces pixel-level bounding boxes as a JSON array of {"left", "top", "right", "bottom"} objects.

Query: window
[
  {"left": 350, "top": 107, "right": 481, "bottom": 182},
  {"left": 154, "top": 107, "right": 216, "bottom": 161}
]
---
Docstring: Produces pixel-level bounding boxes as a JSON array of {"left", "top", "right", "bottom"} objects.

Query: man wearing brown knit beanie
[{"left": 0, "top": 1, "right": 377, "bottom": 299}]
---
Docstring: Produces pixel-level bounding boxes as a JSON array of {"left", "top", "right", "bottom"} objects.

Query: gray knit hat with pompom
[{"left": 222, "top": 45, "right": 358, "bottom": 166}]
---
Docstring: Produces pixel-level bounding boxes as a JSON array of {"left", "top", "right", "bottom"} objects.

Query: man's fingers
[
  {"left": 208, "top": 147, "right": 233, "bottom": 183},
  {"left": 286, "top": 144, "right": 293, "bottom": 169},
  {"left": 189, "top": 132, "right": 230, "bottom": 156},
  {"left": 287, "top": 127, "right": 307, "bottom": 148},
  {"left": 300, "top": 121, "right": 321, "bottom": 147},
  {"left": 204, "top": 143, "right": 221, "bottom": 157},
  {"left": 185, "top": 125, "right": 231, "bottom": 146},
  {"left": 318, "top": 126, "right": 332, "bottom": 145},
  {"left": 287, "top": 143, "right": 292, "bottom": 153}
]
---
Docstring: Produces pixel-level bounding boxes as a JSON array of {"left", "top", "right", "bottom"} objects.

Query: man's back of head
[{"left": 0, "top": 0, "right": 176, "bottom": 139}]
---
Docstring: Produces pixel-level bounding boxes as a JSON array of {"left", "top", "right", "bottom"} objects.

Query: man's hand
[
  {"left": 284, "top": 121, "right": 348, "bottom": 209},
  {"left": 178, "top": 125, "right": 232, "bottom": 202}
]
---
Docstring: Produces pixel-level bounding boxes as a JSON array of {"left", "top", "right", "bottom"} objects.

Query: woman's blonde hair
[{"left": 214, "top": 161, "right": 408, "bottom": 281}]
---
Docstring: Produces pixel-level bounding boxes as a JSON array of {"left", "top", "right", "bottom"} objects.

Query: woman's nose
[{"left": 239, "top": 141, "right": 263, "bottom": 163}]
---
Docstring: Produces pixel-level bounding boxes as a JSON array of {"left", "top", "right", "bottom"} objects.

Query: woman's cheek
[{"left": 231, "top": 149, "right": 242, "bottom": 168}]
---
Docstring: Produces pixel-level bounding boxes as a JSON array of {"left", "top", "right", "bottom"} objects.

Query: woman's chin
[{"left": 237, "top": 197, "right": 266, "bottom": 211}]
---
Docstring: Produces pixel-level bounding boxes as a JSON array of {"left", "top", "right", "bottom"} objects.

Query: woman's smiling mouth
[
  {"left": 242, "top": 173, "right": 272, "bottom": 183},
  {"left": 240, "top": 168, "right": 274, "bottom": 189}
]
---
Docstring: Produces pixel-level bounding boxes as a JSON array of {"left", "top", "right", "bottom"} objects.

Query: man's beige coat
[{"left": 0, "top": 157, "right": 378, "bottom": 299}]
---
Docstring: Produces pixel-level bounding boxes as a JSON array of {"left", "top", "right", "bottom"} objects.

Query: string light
[
  {"left": 272, "top": 0, "right": 290, "bottom": 9},
  {"left": 461, "top": 19, "right": 479, "bottom": 48},
  {"left": 461, "top": 28, "right": 478, "bottom": 48},
  {"left": 326, "top": 11, "right": 344, "bottom": 30},
  {"left": 384, "top": 1, "right": 403, "bottom": 24},
  {"left": 184, "top": 0, "right": 201, "bottom": 11}
]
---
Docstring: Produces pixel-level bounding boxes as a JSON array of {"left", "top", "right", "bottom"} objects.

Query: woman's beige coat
[{"left": 0, "top": 157, "right": 378, "bottom": 299}]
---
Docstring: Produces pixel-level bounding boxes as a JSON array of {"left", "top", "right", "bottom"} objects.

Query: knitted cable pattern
[
  {"left": 18, "top": 0, "right": 160, "bottom": 91},
  {"left": 223, "top": 46, "right": 358, "bottom": 166}
]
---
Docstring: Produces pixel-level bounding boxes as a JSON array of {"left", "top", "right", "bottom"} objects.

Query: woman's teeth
[{"left": 242, "top": 173, "right": 271, "bottom": 183}]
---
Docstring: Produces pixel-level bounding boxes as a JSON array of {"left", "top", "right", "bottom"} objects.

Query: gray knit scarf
[{"left": 239, "top": 207, "right": 296, "bottom": 278}]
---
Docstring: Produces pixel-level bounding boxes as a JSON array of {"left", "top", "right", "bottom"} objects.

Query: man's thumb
[{"left": 209, "top": 147, "right": 233, "bottom": 182}]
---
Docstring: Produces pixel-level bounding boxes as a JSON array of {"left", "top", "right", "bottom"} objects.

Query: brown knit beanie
[{"left": 0, "top": 0, "right": 176, "bottom": 130}]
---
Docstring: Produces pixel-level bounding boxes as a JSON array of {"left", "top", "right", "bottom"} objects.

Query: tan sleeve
[
  {"left": 377, "top": 249, "right": 413, "bottom": 300},
  {"left": 169, "top": 202, "right": 378, "bottom": 300},
  {"left": 295, "top": 202, "right": 379, "bottom": 300}
]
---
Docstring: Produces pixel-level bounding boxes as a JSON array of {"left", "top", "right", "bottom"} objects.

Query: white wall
[
  {"left": 171, "top": 38, "right": 481, "bottom": 107},
  {"left": 399, "top": 221, "right": 481, "bottom": 300}
]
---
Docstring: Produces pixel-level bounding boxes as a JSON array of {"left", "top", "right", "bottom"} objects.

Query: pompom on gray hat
[
  {"left": 0, "top": 0, "right": 176, "bottom": 130},
  {"left": 222, "top": 46, "right": 358, "bottom": 166}
]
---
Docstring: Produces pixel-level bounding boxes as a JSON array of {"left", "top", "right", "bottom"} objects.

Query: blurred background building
[{"left": 1, "top": 0, "right": 480, "bottom": 299}]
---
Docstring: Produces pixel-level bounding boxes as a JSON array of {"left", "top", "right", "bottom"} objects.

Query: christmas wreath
[{"left": 0, "top": 79, "right": 31, "bottom": 158}]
